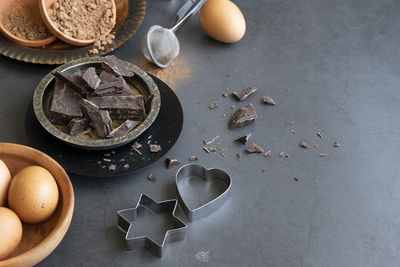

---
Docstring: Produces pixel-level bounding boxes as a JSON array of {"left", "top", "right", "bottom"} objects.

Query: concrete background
[{"left": 1, "top": 0, "right": 400, "bottom": 266}]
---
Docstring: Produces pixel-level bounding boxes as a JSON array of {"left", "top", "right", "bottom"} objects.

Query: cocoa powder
[{"left": 48, "top": 0, "right": 115, "bottom": 40}]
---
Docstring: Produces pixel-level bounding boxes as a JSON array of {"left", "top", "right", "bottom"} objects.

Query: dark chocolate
[
  {"left": 87, "top": 95, "right": 146, "bottom": 120},
  {"left": 53, "top": 71, "right": 90, "bottom": 96},
  {"left": 68, "top": 118, "right": 89, "bottom": 136},
  {"left": 234, "top": 133, "right": 251, "bottom": 145},
  {"left": 148, "top": 173, "right": 157, "bottom": 182},
  {"left": 208, "top": 102, "right": 218, "bottom": 110},
  {"left": 203, "top": 147, "right": 216, "bottom": 153},
  {"left": 166, "top": 158, "right": 181, "bottom": 169},
  {"left": 82, "top": 67, "right": 100, "bottom": 90},
  {"left": 262, "top": 95, "right": 276, "bottom": 105},
  {"left": 99, "top": 70, "right": 119, "bottom": 82},
  {"left": 299, "top": 140, "right": 309, "bottom": 149},
  {"left": 80, "top": 98, "right": 99, "bottom": 114},
  {"left": 232, "top": 87, "right": 257, "bottom": 101},
  {"left": 149, "top": 144, "right": 161, "bottom": 153},
  {"left": 132, "top": 141, "right": 142, "bottom": 149},
  {"left": 107, "top": 120, "right": 138, "bottom": 138},
  {"left": 228, "top": 103, "right": 257, "bottom": 128},
  {"left": 246, "top": 143, "right": 264, "bottom": 153},
  {"left": 102, "top": 55, "right": 135, "bottom": 77},
  {"left": 49, "top": 78, "right": 82, "bottom": 124},
  {"left": 189, "top": 156, "right": 199, "bottom": 161}
]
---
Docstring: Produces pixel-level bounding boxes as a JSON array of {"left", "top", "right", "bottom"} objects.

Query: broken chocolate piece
[
  {"left": 102, "top": 55, "right": 135, "bottom": 77},
  {"left": 264, "top": 151, "right": 271, "bottom": 157},
  {"left": 316, "top": 129, "right": 322, "bottom": 138},
  {"left": 203, "top": 135, "right": 220, "bottom": 145},
  {"left": 99, "top": 70, "right": 119, "bottom": 82},
  {"left": 333, "top": 141, "right": 341, "bottom": 147},
  {"left": 228, "top": 103, "right": 257, "bottom": 128},
  {"left": 246, "top": 143, "right": 264, "bottom": 153},
  {"left": 299, "top": 140, "right": 309, "bottom": 149},
  {"left": 203, "top": 147, "right": 216, "bottom": 153},
  {"left": 49, "top": 78, "right": 83, "bottom": 124},
  {"left": 262, "top": 96, "right": 276, "bottom": 105},
  {"left": 108, "top": 164, "right": 117, "bottom": 171},
  {"left": 291, "top": 130, "right": 296, "bottom": 134},
  {"left": 166, "top": 158, "right": 181, "bottom": 169},
  {"left": 208, "top": 102, "right": 218, "bottom": 110},
  {"left": 216, "top": 146, "right": 227, "bottom": 157},
  {"left": 82, "top": 67, "right": 100, "bottom": 90},
  {"left": 107, "top": 120, "right": 138, "bottom": 138},
  {"left": 132, "top": 141, "right": 142, "bottom": 149},
  {"left": 234, "top": 133, "right": 251, "bottom": 145},
  {"left": 319, "top": 153, "right": 327, "bottom": 157},
  {"left": 189, "top": 156, "right": 199, "bottom": 161},
  {"left": 236, "top": 153, "right": 242, "bottom": 160},
  {"left": 68, "top": 118, "right": 89, "bottom": 136},
  {"left": 80, "top": 100, "right": 113, "bottom": 138},
  {"left": 232, "top": 86, "right": 257, "bottom": 101},
  {"left": 149, "top": 144, "right": 161, "bottom": 153},
  {"left": 279, "top": 152, "right": 289, "bottom": 158},
  {"left": 53, "top": 71, "right": 90, "bottom": 96},
  {"left": 87, "top": 95, "right": 146, "bottom": 120},
  {"left": 148, "top": 173, "right": 157, "bottom": 182},
  {"left": 80, "top": 98, "right": 99, "bottom": 114},
  {"left": 294, "top": 177, "right": 299, "bottom": 182}
]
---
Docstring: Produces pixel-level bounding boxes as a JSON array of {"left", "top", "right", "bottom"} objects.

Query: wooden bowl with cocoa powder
[
  {"left": 0, "top": 0, "right": 57, "bottom": 47},
  {"left": 39, "top": 0, "right": 117, "bottom": 46}
]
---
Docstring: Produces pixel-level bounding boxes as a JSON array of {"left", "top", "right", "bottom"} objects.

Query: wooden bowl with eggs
[{"left": 0, "top": 143, "right": 74, "bottom": 267}]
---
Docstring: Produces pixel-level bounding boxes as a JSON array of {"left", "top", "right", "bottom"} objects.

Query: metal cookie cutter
[
  {"left": 117, "top": 193, "right": 187, "bottom": 257},
  {"left": 175, "top": 164, "right": 232, "bottom": 221}
]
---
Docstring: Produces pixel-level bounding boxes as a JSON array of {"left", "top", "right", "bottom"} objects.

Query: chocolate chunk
[
  {"left": 87, "top": 95, "right": 146, "bottom": 120},
  {"left": 262, "top": 96, "right": 276, "bottom": 105},
  {"left": 148, "top": 173, "right": 157, "bottom": 182},
  {"left": 189, "top": 156, "right": 199, "bottom": 161},
  {"left": 234, "top": 133, "right": 251, "bottom": 145},
  {"left": 108, "top": 164, "right": 117, "bottom": 171},
  {"left": 232, "top": 87, "right": 257, "bottom": 101},
  {"left": 246, "top": 143, "right": 264, "bottom": 153},
  {"left": 80, "top": 98, "right": 99, "bottom": 114},
  {"left": 203, "top": 147, "right": 216, "bottom": 153},
  {"left": 99, "top": 70, "right": 119, "bottom": 82},
  {"left": 102, "top": 55, "right": 135, "bottom": 77},
  {"left": 97, "top": 77, "right": 124, "bottom": 91},
  {"left": 228, "top": 103, "right": 257, "bottom": 128},
  {"left": 68, "top": 118, "right": 89, "bottom": 136},
  {"left": 53, "top": 71, "right": 90, "bottom": 96},
  {"left": 236, "top": 153, "right": 242, "bottom": 160},
  {"left": 82, "top": 67, "right": 100, "bottom": 90},
  {"left": 120, "top": 80, "right": 136, "bottom": 96},
  {"left": 132, "top": 141, "right": 142, "bottom": 149},
  {"left": 149, "top": 144, "right": 161, "bottom": 153},
  {"left": 299, "top": 141, "right": 309, "bottom": 149},
  {"left": 208, "top": 102, "right": 218, "bottom": 110},
  {"left": 80, "top": 99, "right": 112, "bottom": 138},
  {"left": 166, "top": 158, "right": 181, "bottom": 169},
  {"left": 107, "top": 120, "right": 138, "bottom": 138},
  {"left": 49, "top": 78, "right": 83, "bottom": 124}
]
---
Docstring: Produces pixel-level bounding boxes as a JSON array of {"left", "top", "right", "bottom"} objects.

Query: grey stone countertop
[{"left": 1, "top": 0, "right": 400, "bottom": 266}]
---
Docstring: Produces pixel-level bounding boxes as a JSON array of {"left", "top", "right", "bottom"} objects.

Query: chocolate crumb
[
  {"left": 148, "top": 173, "right": 157, "bottom": 182},
  {"left": 148, "top": 135, "right": 152, "bottom": 139},
  {"left": 102, "top": 166, "right": 106, "bottom": 168},
  {"left": 203, "top": 135, "right": 220, "bottom": 145},
  {"left": 222, "top": 93, "right": 228, "bottom": 97},
  {"left": 294, "top": 177, "right": 299, "bottom": 182},
  {"left": 289, "top": 121, "right": 294, "bottom": 125},
  {"left": 234, "top": 133, "right": 251, "bottom": 145},
  {"left": 279, "top": 152, "right": 289, "bottom": 158},
  {"left": 264, "top": 150, "right": 271, "bottom": 158},
  {"left": 97, "top": 161, "right": 101, "bottom": 164},
  {"left": 246, "top": 143, "right": 264, "bottom": 153},
  {"left": 166, "top": 158, "right": 181, "bottom": 169},
  {"left": 216, "top": 146, "right": 227, "bottom": 157},
  {"left": 203, "top": 147, "right": 217, "bottom": 153},
  {"left": 132, "top": 147, "right": 142, "bottom": 155},
  {"left": 108, "top": 164, "right": 116, "bottom": 171},
  {"left": 236, "top": 153, "right": 242, "bottom": 160},
  {"left": 319, "top": 153, "right": 327, "bottom": 157},
  {"left": 299, "top": 140, "right": 309, "bottom": 149},
  {"left": 334, "top": 141, "right": 341, "bottom": 147},
  {"left": 226, "top": 73, "right": 231, "bottom": 77},
  {"left": 291, "top": 130, "right": 296, "bottom": 134},
  {"left": 316, "top": 130, "right": 322, "bottom": 138},
  {"left": 189, "top": 156, "right": 199, "bottom": 161},
  {"left": 103, "top": 158, "right": 111, "bottom": 162},
  {"left": 231, "top": 105, "right": 235, "bottom": 109},
  {"left": 123, "top": 164, "right": 129, "bottom": 169},
  {"left": 132, "top": 141, "right": 142, "bottom": 149},
  {"left": 285, "top": 88, "right": 290, "bottom": 92},
  {"left": 208, "top": 102, "right": 218, "bottom": 110},
  {"left": 314, "top": 144, "right": 319, "bottom": 148},
  {"left": 261, "top": 168, "right": 268, "bottom": 172},
  {"left": 262, "top": 96, "right": 276, "bottom": 105},
  {"left": 149, "top": 144, "right": 161, "bottom": 153}
]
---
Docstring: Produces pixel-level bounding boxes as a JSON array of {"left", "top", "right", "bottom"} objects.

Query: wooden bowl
[
  {"left": 0, "top": 0, "right": 57, "bottom": 47},
  {"left": 39, "top": 0, "right": 117, "bottom": 46},
  {"left": 0, "top": 143, "right": 74, "bottom": 267}
]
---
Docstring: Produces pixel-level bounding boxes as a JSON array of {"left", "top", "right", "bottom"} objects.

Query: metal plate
[
  {"left": 25, "top": 75, "right": 184, "bottom": 177},
  {"left": 0, "top": 0, "right": 145, "bottom": 64},
  {"left": 33, "top": 57, "right": 161, "bottom": 150}
]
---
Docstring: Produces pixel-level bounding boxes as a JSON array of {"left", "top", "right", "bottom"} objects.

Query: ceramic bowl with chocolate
[{"left": 33, "top": 56, "right": 160, "bottom": 150}]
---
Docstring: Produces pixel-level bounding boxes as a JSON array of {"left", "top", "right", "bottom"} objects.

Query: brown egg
[
  {"left": 199, "top": 0, "right": 246, "bottom": 43},
  {"left": 8, "top": 166, "right": 59, "bottom": 224},
  {"left": 0, "top": 207, "right": 23, "bottom": 260},
  {"left": 0, "top": 159, "right": 11, "bottom": 206}
]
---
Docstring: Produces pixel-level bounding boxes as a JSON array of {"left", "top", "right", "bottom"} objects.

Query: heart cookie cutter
[
  {"left": 117, "top": 193, "right": 187, "bottom": 257},
  {"left": 175, "top": 164, "right": 232, "bottom": 221}
]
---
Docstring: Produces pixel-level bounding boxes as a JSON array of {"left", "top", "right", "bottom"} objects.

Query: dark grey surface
[{"left": 1, "top": 0, "right": 400, "bottom": 266}]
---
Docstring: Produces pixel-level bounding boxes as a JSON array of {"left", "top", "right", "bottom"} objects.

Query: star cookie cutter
[
  {"left": 175, "top": 164, "right": 232, "bottom": 221},
  {"left": 117, "top": 193, "right": 187, "bottom": 257}
]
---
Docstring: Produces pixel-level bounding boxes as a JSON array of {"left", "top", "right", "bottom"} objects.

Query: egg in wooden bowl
[{"left": 0, "top": 143, "right": 74, "bottom": 267}]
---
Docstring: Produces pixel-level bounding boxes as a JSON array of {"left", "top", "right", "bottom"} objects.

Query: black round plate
[{"left": 25, "top": 75, "right": 183, "bottom": 177}]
